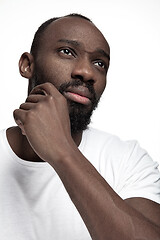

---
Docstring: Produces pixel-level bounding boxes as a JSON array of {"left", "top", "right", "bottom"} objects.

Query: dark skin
[{"left": 7, "top": 17, "right": 160, "bottom": 239}]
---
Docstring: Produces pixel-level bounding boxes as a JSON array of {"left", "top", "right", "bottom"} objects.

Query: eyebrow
[
  {"left": 95, "top": 48, "right": 110, "bottom": 61},
  {"left": 58, "top": 39, "right": 110, "bottom": 61},
  {"left": 58, "top": 39, "right": 80, "bottom": 47}
]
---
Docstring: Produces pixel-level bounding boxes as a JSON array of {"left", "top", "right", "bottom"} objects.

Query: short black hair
[{"left": 30, "top": 13, "right": 92, "bottom": 58}]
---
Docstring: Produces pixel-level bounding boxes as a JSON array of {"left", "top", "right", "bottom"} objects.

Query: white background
[{"left": 0, "top": 0, "right": 160, "bottom": 167}]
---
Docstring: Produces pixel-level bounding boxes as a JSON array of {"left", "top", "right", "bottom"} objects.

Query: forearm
[{"left": 50, "top": 146, "right": 160, "bottom": 240}]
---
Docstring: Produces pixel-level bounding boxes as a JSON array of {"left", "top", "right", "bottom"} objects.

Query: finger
[
  {"left": 30, "top": 85, "right": 48, "bottom": 96},
  {"left": 13, "top": 108, "right": 27, "bottom": 123},
  {"left": 30, "top": 82, "right": 62, "bottom": 98},
  {"left": 13, "top": 109, "right": 26, "bottom": 135},
  {"left": 26, "top": 94, "right": 46, "bottom": 103},
  {"left": 20, "top": 102, "right": 36, "bottom": 110}
]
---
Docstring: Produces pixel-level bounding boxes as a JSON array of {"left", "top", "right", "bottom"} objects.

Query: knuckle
[
  {"left": 26, "top": 96, "right": 31, "bottom": 102},
  {"left": 46, "top": 95, "right": 53, "bottom": 103},
  {"left": 13, "top": 109, "right": 18, "bottom": 119},
  {"left": 25, "top": 110, "right": 35, "bottom": 122},
  {"left": 19, "top": 103, "right": 24, "bottom": 109},
  {"left": 45, "top": 82, "right": 53, "bottom": 88},
  {"left": 35, "top": 102, "right": 43, "bottom": 111},
  {"left": 43, "top": 82, "right": 53, "bottom": 90}
]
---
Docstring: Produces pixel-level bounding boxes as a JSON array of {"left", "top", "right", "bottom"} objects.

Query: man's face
[{"left": 31, "top": 17, "right": 110, "bottom": 133}]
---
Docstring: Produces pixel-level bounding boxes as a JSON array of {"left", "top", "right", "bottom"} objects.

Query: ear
[{"left": 19, "top": 52, "right": 34, "bottom": 79}]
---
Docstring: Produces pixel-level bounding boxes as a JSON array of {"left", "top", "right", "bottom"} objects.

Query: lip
[{"left": 63, "top": 86, "right": 92, "bottom": 105}]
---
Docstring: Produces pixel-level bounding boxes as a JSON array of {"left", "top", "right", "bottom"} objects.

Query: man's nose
[{"left": 71, "top": 58, "right": 95, "bottom": 84}]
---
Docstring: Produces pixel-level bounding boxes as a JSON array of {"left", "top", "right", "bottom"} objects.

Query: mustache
[{"left": 58, "top": 79, "right": 97, "bottom": 103}]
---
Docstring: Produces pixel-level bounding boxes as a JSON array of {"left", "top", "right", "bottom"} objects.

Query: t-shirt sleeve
[{"left": 117, "top": 141, "right": 160, "bottom": 204}]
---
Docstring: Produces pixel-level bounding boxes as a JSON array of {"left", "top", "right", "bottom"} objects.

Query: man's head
[{"left": 19, "top": 14, "right": 110, "bottom": 134}]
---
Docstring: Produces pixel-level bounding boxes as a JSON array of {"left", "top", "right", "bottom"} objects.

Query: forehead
[{"left": 41, "top": 16, "right": 110, "bottom": 54}]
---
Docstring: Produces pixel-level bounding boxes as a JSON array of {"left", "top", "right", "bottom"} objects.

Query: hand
[{"left": 13, "top": 82, "right": 73, "bottom": 164}]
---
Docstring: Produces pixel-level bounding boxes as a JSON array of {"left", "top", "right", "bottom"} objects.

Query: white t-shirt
[{"left": 0, "top": 127, "right": 159, "bottom": 240}]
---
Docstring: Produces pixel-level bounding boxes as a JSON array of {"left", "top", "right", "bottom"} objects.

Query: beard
[
  {"left": 58, "top": 80, "right": 99, "bottom": 134},
  {"left": 30, "top": 73, "right": 99, "bottom": 134}
]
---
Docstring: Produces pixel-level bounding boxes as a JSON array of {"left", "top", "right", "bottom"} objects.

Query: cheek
[
  {"left": 95, "top": 78, "right": 107, "bottom": 99},
  {"left": 35, "top": 58, "right": 72, "bottom": 88}
]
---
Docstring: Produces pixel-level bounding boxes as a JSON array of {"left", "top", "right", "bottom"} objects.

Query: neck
[{"left": 6, "top": 126, "right": 83, "bottom": 162}]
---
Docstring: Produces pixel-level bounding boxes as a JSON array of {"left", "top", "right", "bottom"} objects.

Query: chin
[{"left": 68, "top": 101, "right": 96, "bottom": 134}]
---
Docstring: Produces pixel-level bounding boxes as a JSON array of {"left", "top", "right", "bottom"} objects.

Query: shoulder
[
  {"left": 83, "top": 127, "right": 139, "bottom": 156},
  {"left": 81, "top": 126, "right": 144, "bottom": 175},
  {"left": 82, "top": 128, "right": 160, "bottom": 204},
  {"left": 85, "top": 127, "right": 159, "bottom": 174}
]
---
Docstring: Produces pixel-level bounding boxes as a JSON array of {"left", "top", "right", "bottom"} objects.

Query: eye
[
  {"left": 59, "top": 48, "right": 73, "bottom": 56},
  {"left": 94, "top": 60, "right": 105, "bottom": 69}
]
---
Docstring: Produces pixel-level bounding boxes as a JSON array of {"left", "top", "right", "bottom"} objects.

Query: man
[{"left": 0, "top": 13, "right": 159, "bottom": 240}]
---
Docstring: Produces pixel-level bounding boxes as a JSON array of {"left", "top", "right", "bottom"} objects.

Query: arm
[
  {"left": 51, "top": 145, "right": 160, "bottom": 240},
  {"left": 14, "top": 83, "right": 160, "bottom": 240}
]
